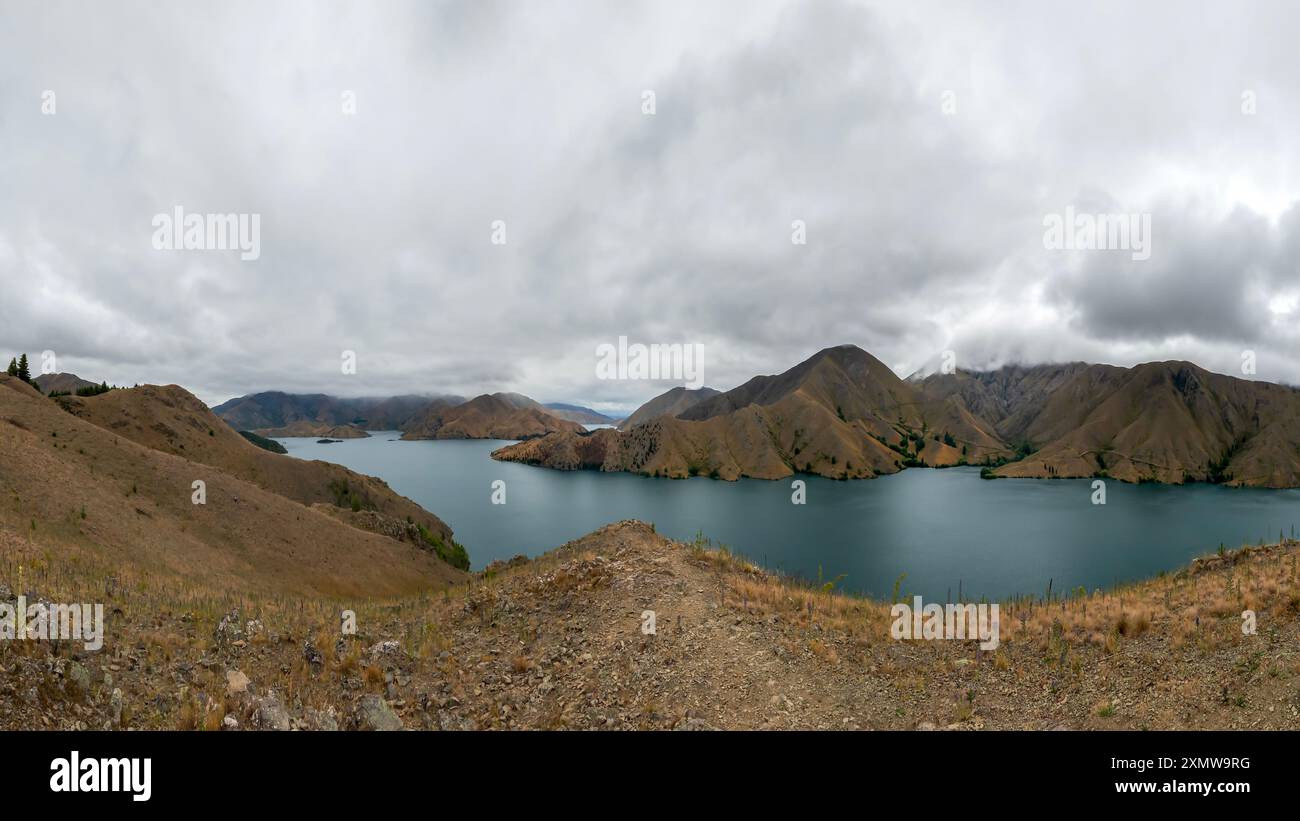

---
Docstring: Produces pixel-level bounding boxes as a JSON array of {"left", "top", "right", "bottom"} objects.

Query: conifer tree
[{"left": 16, "top": 354, "right": 31, "bottom": 382}]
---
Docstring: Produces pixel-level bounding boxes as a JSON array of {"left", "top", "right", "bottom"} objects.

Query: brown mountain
[
  {"left": 48, "top": 383, "right": 462, "bottom": 557},
  {"left": 400, "top": 393, "right": 583, "bottom": 440},
  {"left": 923, "top": 361, "right": 1300, "bottom": 486},
  {"left": 914, "top": 362, "right": 1101, "bottom": 444},
  {"left": 497, "top": 346, "right": 1300, "bottom": 487},
  {"left": 0, "top": 375, "right": 468, "bottom": 597},
  {"left": 479, "top": 392, "right": 617, "bottom": 424},
  {"left": 544, "top": 403, "right": 618, "bottom": 425},
  {"left": 31, "top": 372, "right": 98, "bottom": 395},
  {"left": 618, "top": 386, "right": 720, "bottom": 429},
  {"left": 495, "top": 345, "right": 1009, "bottom": 480},
  {"left": 211, "top": 391, "right": 459, "bottom": 431},
  {"left": 490, "top": 391, "right": 547, "bottom": 411},
  {"left": 253, "top": 421, "right": 371, "bottom": 439}
]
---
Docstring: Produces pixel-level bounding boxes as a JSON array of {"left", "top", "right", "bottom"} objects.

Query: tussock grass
[{"left": 696, "top": 537, "right": 1300, "bottom": 659}]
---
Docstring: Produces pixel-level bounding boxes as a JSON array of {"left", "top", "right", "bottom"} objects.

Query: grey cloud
[{"left": 2, "top": 0, "right": 1300, "bottom": 407}]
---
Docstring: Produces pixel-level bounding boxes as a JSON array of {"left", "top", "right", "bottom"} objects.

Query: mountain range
[
  {"left": 213, "top": 390, "right": 593, "bottom": 441},
  {"left": 211, "top": 392, "right": 458, "bottom": 432},
  {"left": 492, "top": 344, "right": 1300, "bottom": 488}
]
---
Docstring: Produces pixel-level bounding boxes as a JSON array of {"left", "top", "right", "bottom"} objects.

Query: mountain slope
[
  {"left": 401, "top": 393, "right": 583, "bottom": 440},
  {"left": 32, "top": 372, "right": 98, "bottom": 395},
  {"left": 544, "top": 402, "right": 618, "bottom": 425},
  {"left": 212, "top": 392, "right": 458, "bottom": 431},
  {"left": 47, "top": 382, "right": 463, "bottom": 562},
  {"left": 917, "top": 363, "right": 1101, "bottom": 443},
  {"left": 990, "top": 361, "right": 1300, "bottom": 485},
  {"left": 0, "top": 375, "right": 467, "bottom": 596},
  {"left": 496, "top": 345, "right": 1010, "bottom": 480},
  {"left": 253, "top": 421, "right": 371, "bottom": 439},
  {"left": 618, "top": 386, "right": 719, "bottom": 429}
]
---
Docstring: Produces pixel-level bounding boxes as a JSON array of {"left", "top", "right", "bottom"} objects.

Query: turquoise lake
[{"left": 277, "top": 433, "right": 1300, "bottom": 601}]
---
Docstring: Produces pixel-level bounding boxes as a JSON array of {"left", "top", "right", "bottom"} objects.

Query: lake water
[{"left": 277, "top": 434, "right": 1300, "bottom": 601}]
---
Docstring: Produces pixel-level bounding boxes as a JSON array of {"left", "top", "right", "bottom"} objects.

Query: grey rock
[
  {"left": 355, "top": 694, "right": 403, "bottom": 731},
  {"left": 214, "top": 611, "right": 244, "bottom": 646},
  {"left": 109, "top": 688, "right": 124, "bottom": 728},
  {"left": 252, "top": 693, "right": 291, "bottom": 731},
  {"left": 65, "top": 661, "right": 92, "bottom": 701},
  {"left": 304, "top": 707, "right": 339, "bottom": 731},
  {"left": 368, "top": 640, "right": 403, "bottom": 664},
  {"left": 225, "top": 669, "right": 250, "bottom": 696},
  {"left": 673, "top": 717, "right": 715, "bottom": 731}
]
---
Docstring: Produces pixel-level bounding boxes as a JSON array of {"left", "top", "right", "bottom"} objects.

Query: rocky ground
[{"left": 3, "top": 521, "right": 1299, "bottom": 730}]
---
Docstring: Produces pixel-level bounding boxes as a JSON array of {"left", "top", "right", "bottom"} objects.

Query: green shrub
[{"left": 417, "top": 524, "right": 470, "bottom": 571}]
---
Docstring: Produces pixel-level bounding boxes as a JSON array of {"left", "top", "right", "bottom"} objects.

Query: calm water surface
[{"left": 277, "top": 434, "right": 1300, "bottom": 601}]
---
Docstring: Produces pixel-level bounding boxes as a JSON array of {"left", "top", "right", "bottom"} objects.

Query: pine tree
[
  {"left": 5, "top": 358, "right": 16, "bottom": 377},
  {"left": 16, "top": 354, "right": 31, "bottom": 383}
]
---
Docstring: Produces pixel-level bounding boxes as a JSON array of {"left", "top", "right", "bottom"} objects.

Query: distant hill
[
  {"left": 619, "top": 386, "right": 720, "bottom": 429},
  {"left": 254, "top": 421, "right": 370, "bottom": 439},
  {"left": 213, "top": 389, "right": 584, "bottom": 442},
  {"left": 32, "top": 372, "right": 98, "bottom": 395},
  {"left": 495, "top": 345, "right": 1300, "bottom": 487},
  {"left": 544, "top": 402, "right": 618, "bottom": 425},
  {"left": 401, "top": 393, "right": 583, "bottom": 440},
  {"left": 211, "top": 391, "right": 461, "bottom": 431}
]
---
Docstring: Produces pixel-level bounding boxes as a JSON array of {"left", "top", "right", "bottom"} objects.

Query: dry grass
[
  {"left": 510, "top": 655, "right": 536, "bottom": 674},
  {"left": 362, "top": 665, "right": 385, "bottom": 691},
  {"left": 701, "top": 537, "right": 1300, "bottom": 661}
]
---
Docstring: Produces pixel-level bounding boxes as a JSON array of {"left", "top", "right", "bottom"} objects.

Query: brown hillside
[
  {"left": 401, "top": 393, "right": 583, "bottom": 441},
  {"left": 0, "top": 375, "right": 466, "bottom": 597},
  {"left": 31, "top": 372, "right": 99, "bottom": 395},
  {"left": 254, "top": 421, "right": 370, "bottom": 439},
  {"left": 50, "top": 384, "right": 455, "bottom": 542},
  {"left": 619, "top": 386, "right": 720, "bottom": 429},
  {"left": 989, "top": 362, "right": 1300, "bottom": 486},
  {"left": 496, "top": 346, "right": 1009, "bottom": 480},
  {"left": 211, "top": 392, "right": 449, "bottom": 431},
  {"left": 6, "top": 518, "right": 1299, "bottom": 730},
  {"left": 918, "top": 363, "right": 1101, "bottom": 442}
]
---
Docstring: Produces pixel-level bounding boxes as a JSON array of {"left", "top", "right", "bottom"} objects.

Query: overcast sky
[{"left": 3, "top": 0, "right": 1299, "bottom": 412}]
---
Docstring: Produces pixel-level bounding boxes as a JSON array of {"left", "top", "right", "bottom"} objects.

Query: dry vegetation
[{"left": 4, "top": 517, "right": 1299, "bottom": 731}]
